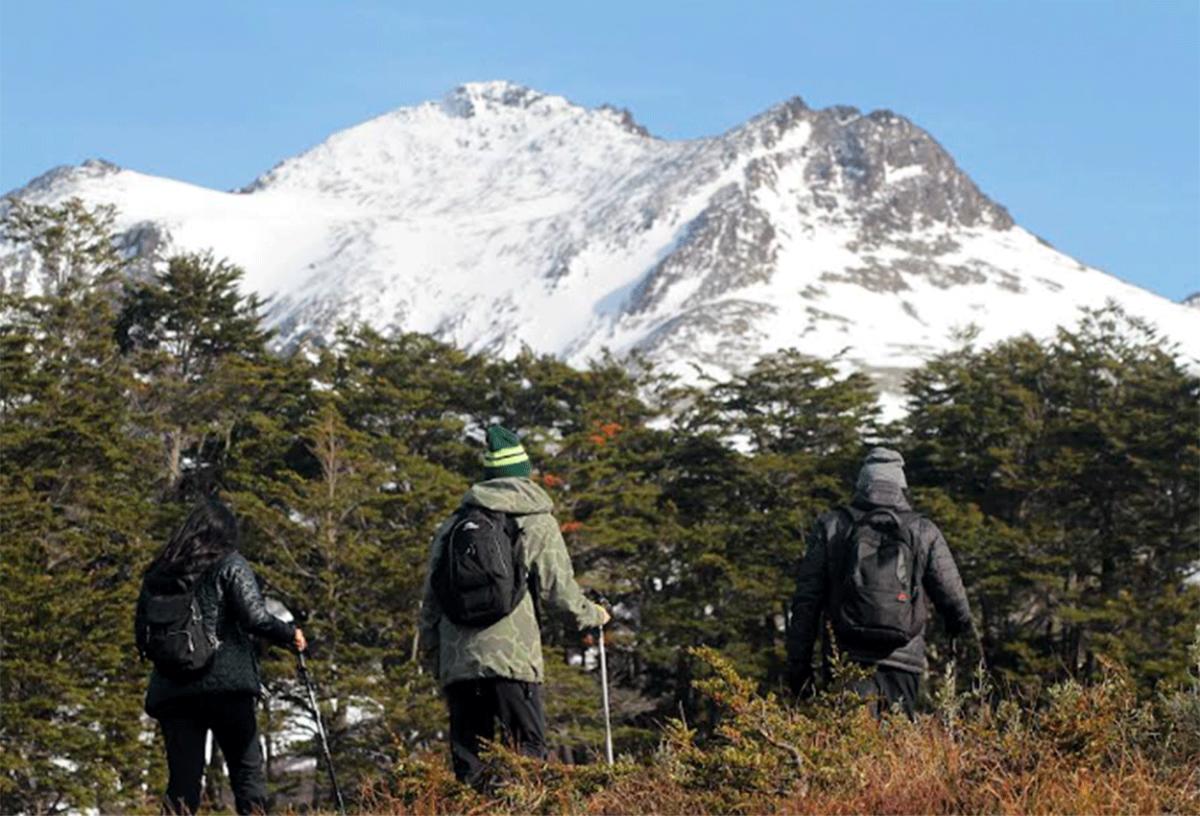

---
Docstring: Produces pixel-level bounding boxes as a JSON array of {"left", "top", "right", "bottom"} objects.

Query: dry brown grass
[{"left": 358, "top": 648, "right": 1200, "bottom": 815}]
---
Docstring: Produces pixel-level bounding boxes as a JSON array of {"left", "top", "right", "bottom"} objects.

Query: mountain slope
[{"left": 3, "top": 81, "right": 1195, "bottom": 400}]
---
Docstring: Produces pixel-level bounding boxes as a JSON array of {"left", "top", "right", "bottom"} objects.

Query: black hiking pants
[
  {"left": 851, "top": 665, "right": 919, "bottom": 719},
  {"left": 155, "top": 692, "right": 268, "bottom": 814},
  {"left": 445, "top": 678, "right": 546, "bottom": 787}
]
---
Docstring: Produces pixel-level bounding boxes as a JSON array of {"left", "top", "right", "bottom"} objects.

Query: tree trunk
[{"left": 165, "top": 427, "right": 182, "bottom": 495}]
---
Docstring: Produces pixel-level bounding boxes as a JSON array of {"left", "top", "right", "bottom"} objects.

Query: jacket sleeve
[
  {"left": 224, "top": 555, "right": 296, "bottom": 647},
  {"left": 920, "top": 521, "right": 974, "bottom": 637},
  {"left": 529, "top": 516, "right": 604, "bottom": 631},
  {"left": 417, "top": 527, "right": 448, "bottom": 675},
  {"left": 786, "top": 518, "right": 831, "bottom": 676}
]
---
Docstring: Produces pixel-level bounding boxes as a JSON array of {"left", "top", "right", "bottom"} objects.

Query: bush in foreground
[{"left": 364, "top": 644, "right": 1200, "bottom": 815}]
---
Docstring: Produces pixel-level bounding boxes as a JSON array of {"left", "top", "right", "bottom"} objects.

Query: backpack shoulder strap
[
  {"left": 891, "top": 511, "right": 925, "bottom": 544},
  {"left": 885, "top": 512, "right": 930, "bottom": 595},
  {"left": 834, "top": 505, "right": 864, "bottom": 533},
  {"left": 503, "top": 511, "right": 521, "bottom": 544},
  {"left": 828, "top": 506, "right": 865, "bottom": 583},
  {"left": 504, "top": 513, "right": 543, "bottom": 622}
]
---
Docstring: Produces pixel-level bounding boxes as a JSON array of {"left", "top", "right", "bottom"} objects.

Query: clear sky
[{"left": 1, "top": 1, "right": 1197, "bottom": 300}]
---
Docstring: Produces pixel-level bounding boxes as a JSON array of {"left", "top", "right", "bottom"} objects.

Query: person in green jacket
[{"left": 419, "top": 424, "right": 608, "bottom": 786}]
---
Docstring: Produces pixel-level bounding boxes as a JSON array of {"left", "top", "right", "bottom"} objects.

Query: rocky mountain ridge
[{"left": 3, "top": 81, "right": 1195, "bottom": 408}]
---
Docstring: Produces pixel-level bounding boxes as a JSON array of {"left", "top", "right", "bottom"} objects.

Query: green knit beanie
[{"left": 483, "top": 424, "right": 532, "bottom": 479}]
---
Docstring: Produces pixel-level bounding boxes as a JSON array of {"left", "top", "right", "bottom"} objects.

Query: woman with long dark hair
[{"left": 135, "top": 496, "right": 305, "bottom": 814}]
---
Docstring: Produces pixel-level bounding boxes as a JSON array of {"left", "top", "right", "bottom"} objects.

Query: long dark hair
[{"left": 146, "top": 496, "right": 239, "bottom": 578}]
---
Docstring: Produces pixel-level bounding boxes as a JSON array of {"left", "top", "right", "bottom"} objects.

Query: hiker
[
  {"left": 785, "top": 448, "right": 974, "bottom": 717},
  {"left": 135, "top": 497, "right": 305, "bottom": 815},
  {"left": 419, "top": 424, "right": 610, "bottom": 787}
]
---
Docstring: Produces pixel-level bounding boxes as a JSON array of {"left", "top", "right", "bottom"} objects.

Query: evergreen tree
[
  {"left": 115, "top": 251, "right": 272, "bottom": 496},
  {"left": 2, "top": 198, "right": 1195, "bottom": 810},
  {"left": 511, "top": 354, "right": 677, "bottom": 754},
  {"left": 904, "top": 334, "right": 1059, "bottom": 681},
  {"left": 0, "top": 199, "right": 158, "bottom": 813},
  {"left": 229, "top": 365, "right": 464, "bottom": 806},
  {"left": 713, "top": 350, "right": 879, "bottom": 673},
  {"left": 1039, "top": 307, "right": 1199, "bottom": 686},
  {"left": 904, "top": 307, "right": 1200, "bottom": 690}
]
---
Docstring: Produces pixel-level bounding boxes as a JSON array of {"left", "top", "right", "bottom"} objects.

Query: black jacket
[
  {"left": 786, "top": 482, "right": 973, "bottom": 677},
  {"left": 136, "top": 552, "right": 294, "bottom": 717}
]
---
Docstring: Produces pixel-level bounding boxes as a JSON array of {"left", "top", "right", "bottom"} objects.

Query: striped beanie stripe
[{"left": 483, "top": 425, "right": 532, "bottom": 479}]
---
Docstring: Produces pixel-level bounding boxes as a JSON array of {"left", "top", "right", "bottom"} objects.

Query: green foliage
[
  {"left": 1, "top": 202, "right": 1196, "bottom": 812},
  {"left": 0, "top": 198, "right": 159, "bottom": 813},
  {"left": 116, "top": 251, "right": 274, "bottom": 497},
  {"left": 905, "top": 306, "right": 1200, "bottom": 691}
]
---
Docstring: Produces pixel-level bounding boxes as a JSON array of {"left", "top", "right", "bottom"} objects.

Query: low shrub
[{"left": 366, "top": 645, "right": 1200, "bottom": 814}]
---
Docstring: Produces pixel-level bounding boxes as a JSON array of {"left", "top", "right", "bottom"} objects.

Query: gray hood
[
  {"left": 853, "top": 447, "right": 910, "bottom": 510},
  {"left": 856, "top": 447, "right": 907, "bottom": 490},
  {"left": 853, "top": 480, "right": 911, "bottom": 511}
]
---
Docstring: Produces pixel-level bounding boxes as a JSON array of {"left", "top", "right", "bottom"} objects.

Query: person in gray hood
[{"left": 785, "top": 448, "right": 974, "bottom": 715}]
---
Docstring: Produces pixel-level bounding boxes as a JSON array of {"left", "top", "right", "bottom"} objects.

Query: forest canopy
[{"left": 1, "top": 199, "right": 1197, "bottom": 813}]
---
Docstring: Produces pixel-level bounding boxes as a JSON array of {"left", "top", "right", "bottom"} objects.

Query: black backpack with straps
[
  {"left": 432, "top": 505, "right": 529, "bottom": 628},
  {"left": 137, "top": 571, "right": 219, "bottom": 679},
  {"left": 830, "top": 506, "right": 928, "bottom": 648}
]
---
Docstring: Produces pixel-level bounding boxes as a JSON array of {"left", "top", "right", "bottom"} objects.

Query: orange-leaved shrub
[{"left": 364, "top": 634, "right": 1200, "bottom": 815}]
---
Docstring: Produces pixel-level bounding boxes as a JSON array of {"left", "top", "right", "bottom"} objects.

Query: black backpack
[
  {"left": 137, "top": 573, "right": 219, "bottom": 679},
  {"left": 432, "top": 505, "right": 529, "bottom": 628},
  {"left": 830, "top": 506, "right": 928, "bottom": 648}
]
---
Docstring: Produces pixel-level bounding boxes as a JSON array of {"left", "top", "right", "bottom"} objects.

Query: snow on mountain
[{"left": 3, "top": 81, "right": 1196, "bottom": 401}]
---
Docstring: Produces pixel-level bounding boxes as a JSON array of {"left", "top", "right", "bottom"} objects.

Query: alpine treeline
[{"left": 1, "top": 200, "right": 1197, "bottom": 813}]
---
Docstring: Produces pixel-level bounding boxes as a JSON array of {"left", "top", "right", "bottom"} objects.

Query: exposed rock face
[
  {"left": 3, "top": 81, "right": 1195, "bottom": 406},
  {"left": 631, "top": 184, "right": 779, "bottom": 313},
  {"left": 20, "top": 158, "right": 122, "bottom": 196}
]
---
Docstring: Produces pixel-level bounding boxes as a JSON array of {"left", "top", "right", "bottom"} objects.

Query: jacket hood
[
  {"left": 855, "top": 447, "right": 908, "bottom": 492},
  {"left": 852, "top": 480, "right": 912, "bottom": 511},
  {"left": 463, "top": 477, "right": 554, "bottom": 515}
]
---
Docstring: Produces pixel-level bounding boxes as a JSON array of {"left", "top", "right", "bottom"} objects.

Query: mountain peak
[
  {"left": 441, "top": 80, "right": 560, "bottom": 118},
  {"left": 8, "top": 158, "right": 122, "bottom": 198},
  {"left": 4, "top": 84, "right": 1194, "bottom": 406}
]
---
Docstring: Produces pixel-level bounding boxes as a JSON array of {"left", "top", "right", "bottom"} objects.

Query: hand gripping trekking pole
[{"left": 296, "top": 650, "right": 347, "bottom": 816}]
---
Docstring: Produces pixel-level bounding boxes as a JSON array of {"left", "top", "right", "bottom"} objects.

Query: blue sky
[{"left": 2, "top": 1, "right": 1197, "bottom": 300}]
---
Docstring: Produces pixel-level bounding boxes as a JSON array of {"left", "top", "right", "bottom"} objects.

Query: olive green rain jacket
[{"left": 418, "top": 477, "right": 603, "bottom": 688}]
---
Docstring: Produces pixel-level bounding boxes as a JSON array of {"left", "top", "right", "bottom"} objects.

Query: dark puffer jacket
[
  {"left": 786, "top": 481, "right": 973, "bottom": 676},
  {"left": 135, "top": 552, "right": 295, "bottom": 717}
]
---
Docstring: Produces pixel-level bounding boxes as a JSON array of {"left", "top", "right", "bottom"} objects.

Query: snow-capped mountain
[{"left": 3, "top": 81, "right": 1196, "bottom": 402}]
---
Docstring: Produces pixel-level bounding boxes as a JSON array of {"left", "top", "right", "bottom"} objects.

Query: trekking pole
[
  {"left": 597, "top": 623, "right": 614, "bottom": 767},
  {"left": 971, "top": 626, "right": 990, "bottom": 697},
  {"left": 296, "top": 650, "right": 347, "bottom": 816}
]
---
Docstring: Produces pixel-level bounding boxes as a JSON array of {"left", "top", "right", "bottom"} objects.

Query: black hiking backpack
[
  {"left": 432, "top": 505, "right": 529, "bottom": 628},
  {"left": 137, "top": 574, "right": 219, "bottom": 679},
  {"left": 830, "top": 506, "right": 928, "bottom": 648}
]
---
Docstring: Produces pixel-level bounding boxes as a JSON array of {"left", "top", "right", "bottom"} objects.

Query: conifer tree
[
  {"left": 0, "top": 199, "right": 158, "bottom": 812},
  {"left": 116, "top": 251, "right": 272, "bottom": 496},
  {"left": 904, "top": 308, "right": 1200, "bottom": 690},
  {"left": 512, "top": 354, "right": 677, "bottom": 753},
  {"left": 230, "top": 375, "right": 463, "bottom": 804},
  {"left": 664, "top": 350, "right": 881, "bottom": 692}
]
